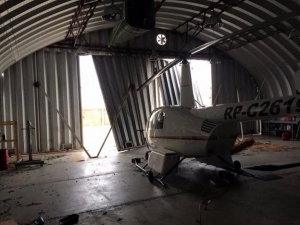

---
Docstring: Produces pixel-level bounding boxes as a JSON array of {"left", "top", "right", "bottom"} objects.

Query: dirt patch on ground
[
  {"left": 250, "top": 141, "right": 290, "bottom": 152},
  {"left": 233, "top": 138, "right": 299, "bottom": 154}
]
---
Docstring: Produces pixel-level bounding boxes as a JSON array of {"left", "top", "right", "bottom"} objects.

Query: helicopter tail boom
[{"left": 192, "top": 95, "right": 300, "bottom": 123}]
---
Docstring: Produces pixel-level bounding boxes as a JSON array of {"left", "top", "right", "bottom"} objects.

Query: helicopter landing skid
[
  {"left": 131, "top": 157, "right": 186, "bottom": 187},
  {"left": 131, "top": 158, "right": 165, "bottom": 186}
]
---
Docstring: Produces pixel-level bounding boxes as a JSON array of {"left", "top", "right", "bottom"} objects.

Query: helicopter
[{"left": 131, "top": 32, "right": 300, "bottom": 186}]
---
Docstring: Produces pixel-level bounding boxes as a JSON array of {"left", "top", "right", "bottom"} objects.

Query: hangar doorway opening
[{"left": 79, "top": 56, "right": 116, "bottom": 157}]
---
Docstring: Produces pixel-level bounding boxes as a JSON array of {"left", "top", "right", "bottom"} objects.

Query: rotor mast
[{"left": 180, "top": 59, "right": 194, "bottom": 108}]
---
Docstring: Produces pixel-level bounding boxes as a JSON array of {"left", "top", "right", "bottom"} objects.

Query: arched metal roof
[{"left": 1, "top": 0, "right": 300, "bottom": 98}]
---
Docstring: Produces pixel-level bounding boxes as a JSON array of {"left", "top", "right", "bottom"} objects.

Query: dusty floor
[{"left": 0, "top": 135, "right": 300, "bottom": 225}]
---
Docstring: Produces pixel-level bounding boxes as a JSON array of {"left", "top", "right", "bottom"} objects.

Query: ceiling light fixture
[
  {"left": 102, "top": 2, "right": 123, "bottom": 21},
  {"left": 75, "top": 46, "right": 90, "bottom": 56},
  {"left": 149, "top": 50, "right": 159, "bottom": 62},
  {"left": 210, "top": 55, "right": 221, "bottom": 64},
  {"left": 204, "top": 14, "right": 224, "bottom": 29}
]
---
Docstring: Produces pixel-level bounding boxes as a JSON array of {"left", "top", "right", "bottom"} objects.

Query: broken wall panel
[{"left": 93, "top": 56, "right": 180, "bottom": 150}]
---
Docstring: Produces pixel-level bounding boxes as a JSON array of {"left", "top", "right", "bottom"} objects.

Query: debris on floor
[
  {"left": 1, "top": 199, "right": 11, "bottom": 204},
  {"left": 74, "top": 157, "right": 86, "bottom": 162},
  {"left": 0, "top": 219, "right": 18, "bottom": 225},
  {"left": 233, "top": 138, "right": 297, "bottom": 154},
  {"left": 0, "top": 208, "right": 11, "bottom": 217},
  {"left": 232, "top": 137, "right": 255, "bottom": 155},
  {"left": 46, "top": 155, "right": 66, "bottom": 161},
  {"left": 26, "top": 202, "right": 41, "bottom": 207},
  {"left": 251, "top": 141, "right": 290, "bottom": 152}
]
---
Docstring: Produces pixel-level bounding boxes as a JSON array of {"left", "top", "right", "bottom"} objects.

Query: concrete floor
[{"left": 0, "top": 135, "right": 300, "bottom": 225}]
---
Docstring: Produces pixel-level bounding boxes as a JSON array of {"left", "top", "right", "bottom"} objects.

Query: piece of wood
[
  {"left": 0, "top": 219, "right": 18, "bottom": 225},
  {"left": 232, "top": 137, "right": 255, "bottom": 155}
]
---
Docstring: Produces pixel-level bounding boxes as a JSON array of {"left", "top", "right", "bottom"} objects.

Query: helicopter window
[{"left": 155, "top": 111, "right": 165, "bottom": 129}]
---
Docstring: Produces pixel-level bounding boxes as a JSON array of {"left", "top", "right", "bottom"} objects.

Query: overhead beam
[
  {"left": 65, "top": 0, "right": 99, "bottom": 46},
  {"left": 155, "top": 0, "right": 167, "bottom": 13},
  {"left": 215, "top": 11, "right": 300, "bottom": 52},
  {"left": 173, "top": 0, "right": 223, "bottom": 32},
  {"left": 48, "top": 42, "right": 229, "bottom": 60},
  {"left": 220, "top": 26, "right": 294, "bottom": 53},
  {"left": 173, "top": 0, "right": 245, "bottom": 37}
]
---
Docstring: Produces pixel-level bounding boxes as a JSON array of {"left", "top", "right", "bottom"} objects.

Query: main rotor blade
[
  {"left": 136, "top": 58, "right": 182, "bottom": 92},
  {"left": 189, "top": 39, "right": 221, "bottom": 55},
  {"left": 189, "top": 11, "right": 300, "bottom": 55}
]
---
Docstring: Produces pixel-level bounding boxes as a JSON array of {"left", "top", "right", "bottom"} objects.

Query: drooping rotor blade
[
  {"left": 188, "top": 39, "right": 221, "bottom": 55},
  {"left": 136, "top": 58, "right": 182, "bottom": 92}
]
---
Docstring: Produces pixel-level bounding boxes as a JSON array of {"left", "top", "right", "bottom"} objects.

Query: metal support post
[{"left": 15, "top": 120, "right": 44, "bottom": 169}]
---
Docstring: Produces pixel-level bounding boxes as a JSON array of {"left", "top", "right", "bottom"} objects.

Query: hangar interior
[{"left": 0, "top": 0, "right": 300, "bottom": 224}]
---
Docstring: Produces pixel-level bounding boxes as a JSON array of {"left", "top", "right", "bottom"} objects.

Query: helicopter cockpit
[{"left": 146, "top": 109, "right": 166, "bottom": 148}]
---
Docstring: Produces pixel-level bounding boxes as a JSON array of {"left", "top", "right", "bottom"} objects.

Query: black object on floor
[{"left": 58, "top": 214, "right": 79, "bottom": 225}]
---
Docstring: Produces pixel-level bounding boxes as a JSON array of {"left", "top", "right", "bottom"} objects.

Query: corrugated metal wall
[
  {"left": 0, "top": 50, "right": 82, "bottom": 153},
  {"left": 157, "top": 60, "right": 181, "bottom": 106},
  {"left": 93, "top": 56, "right": 180, "bottom": 150},
  {"left": 211, "top": 59, "right": 258, "bottom": 133}
]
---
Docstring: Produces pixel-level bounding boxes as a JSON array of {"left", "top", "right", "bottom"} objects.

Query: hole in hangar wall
[
  {"left": 190, "top": 60, "right": 212, "bottom": 107},
  {"left": 79, "top": 56, "right": 116, "bottom": 156}
]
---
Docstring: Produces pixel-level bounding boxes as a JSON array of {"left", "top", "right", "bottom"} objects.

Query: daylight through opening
[
  {"left": 79, "top": 56, "right": 116, "bottom": 157},
  {"left": 190, "top": 60, "right": 212, "bottom": 107}
]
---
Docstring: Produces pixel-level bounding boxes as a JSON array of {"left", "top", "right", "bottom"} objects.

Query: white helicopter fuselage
[{"left": 146, "top": 95, "right": 300, "bottom": 161}]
